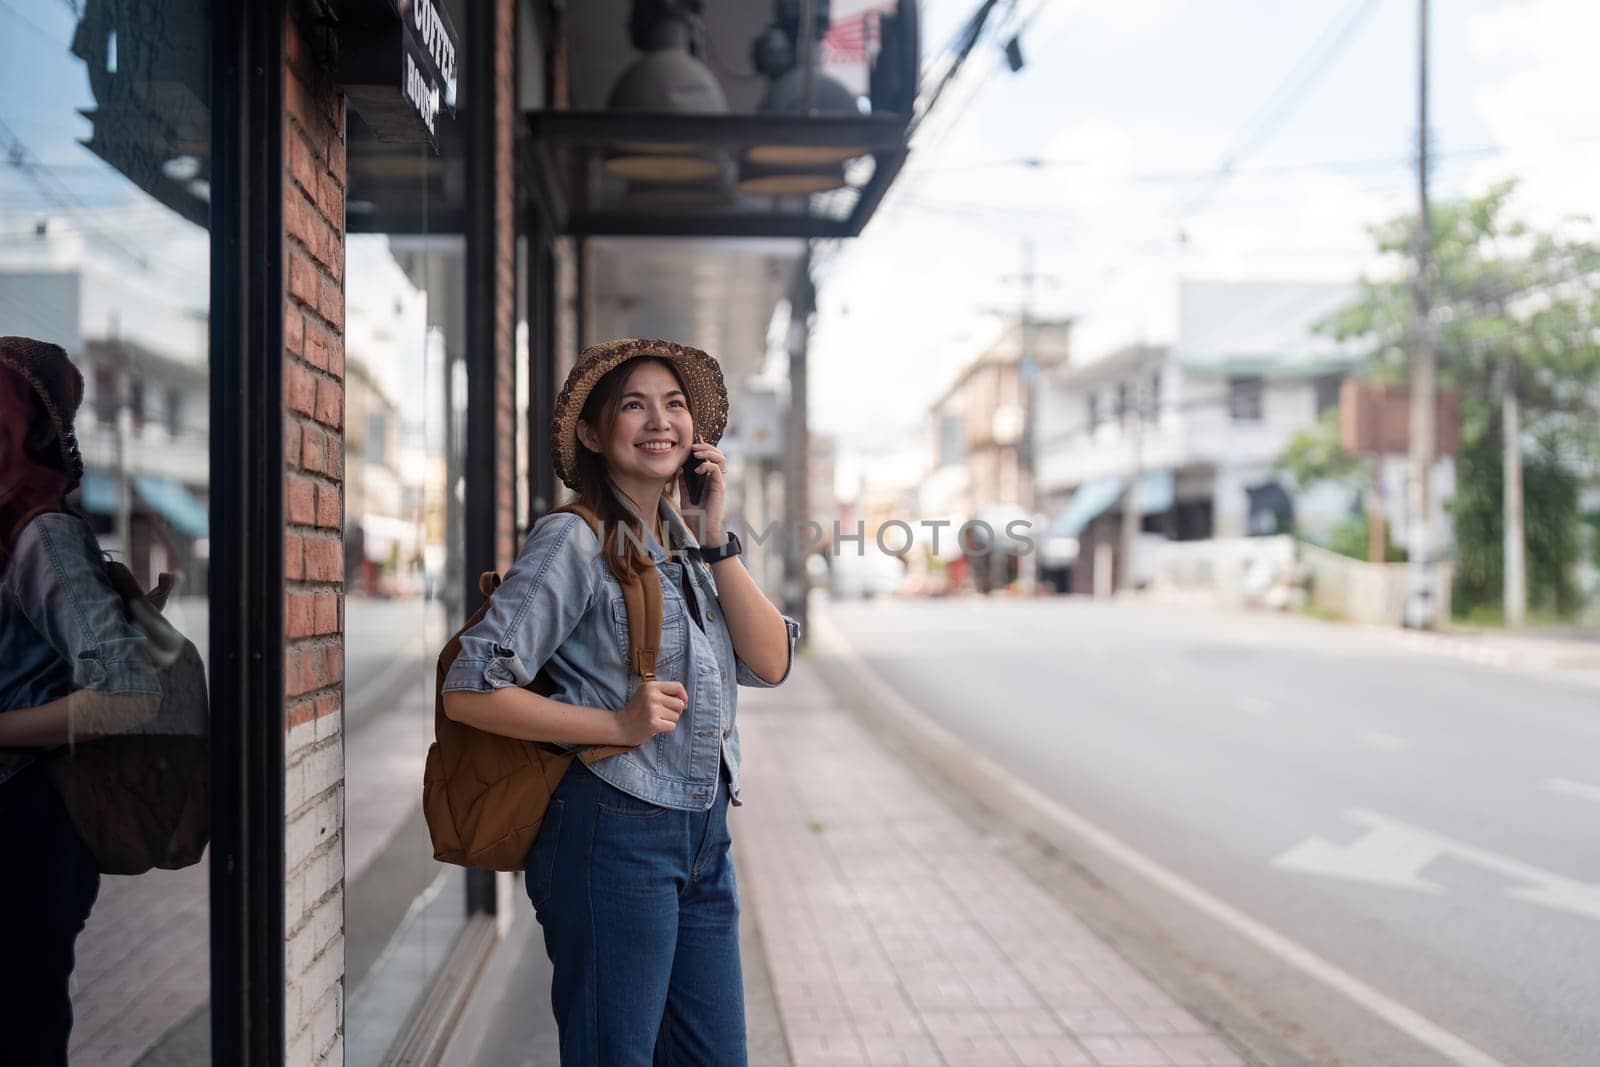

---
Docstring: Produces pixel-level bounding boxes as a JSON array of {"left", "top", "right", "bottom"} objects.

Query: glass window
[
  {"left": 1313, "top": 372, "right": 1342, "bottom": 416},
  {"left": 1229, "top": 375, "right": 1264, "bottom": 421},
  {"left": 1, "top": 3, "right": 213, "bottom": 1062},
  {"left": 340, "top": 51, "right": 469, "bottom": 1060}
]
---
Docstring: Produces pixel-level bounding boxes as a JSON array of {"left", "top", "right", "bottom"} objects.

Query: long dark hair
[
  {"left": 567, "top": 356, "right": 697, "bottom": 583},
  {"left": 0, "top": 364, "right": 77, "bottom": 568}
]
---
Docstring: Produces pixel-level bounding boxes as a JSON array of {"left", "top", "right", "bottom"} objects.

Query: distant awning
[
  {"left": 76, "top": 469, "right": 120, "bottom": 515},
  {"left": 1136, "top": 469, "right": 1175, "bottom": 514},
  {"left": 1046, "top": 475, "right": 1125, "bottom": 537},
  {"left": 133, "top": 476, "right": 209, "bottom": 539},
  {"left": 1047, "top": 470, "right": 1175, "bottom": 537}
]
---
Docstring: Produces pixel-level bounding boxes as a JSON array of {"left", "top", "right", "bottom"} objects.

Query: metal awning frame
[{"left": 523, "top": 110, "right": 911, "bottom": 238}]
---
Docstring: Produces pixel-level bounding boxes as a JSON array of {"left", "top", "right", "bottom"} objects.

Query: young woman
[
  {"left": 0, "top": 336, "right": 162, "bottom": 1064},
  {"left": 442, "top": 338, "right": 798, "bottom": 1066}
]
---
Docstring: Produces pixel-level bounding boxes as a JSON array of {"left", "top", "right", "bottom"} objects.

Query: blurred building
[
  {"left": 1034, "top": 280, "right": 1363, "bottom": 594},
  {"left": 0, "top": 261, "right": 210, "bottom": 590},
  {"left": 924, "top": 319, "right": 1072, "bottom": 519}
]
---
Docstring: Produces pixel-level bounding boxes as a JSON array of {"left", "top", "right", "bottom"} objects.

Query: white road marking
[
  {"left": 1544, "top": 778, "right": 1600, "bottom": 805},
  {"left": 1274, "top": 810, "right": 1600, "bottom": 922},
  {"left": 810, "top": 609, "right": 1510, "bottom": 1067},
  {"left": 1359, "top": 730, "right": 1408, "bottom": 753}
]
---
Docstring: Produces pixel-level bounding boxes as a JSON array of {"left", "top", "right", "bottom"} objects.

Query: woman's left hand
[{"left": 680, "top": 440, "right": 729, "bottom": 545}]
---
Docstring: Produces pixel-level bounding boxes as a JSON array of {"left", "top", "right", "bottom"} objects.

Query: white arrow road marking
[
  {"left": 1273, "top": 809, "right": 1600, "bottom": 921},
  {"left": 1544, "top": 778, "right": 1600, "bottom": 805}
]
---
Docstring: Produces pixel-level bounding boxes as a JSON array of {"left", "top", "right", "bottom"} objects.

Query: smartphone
[{"left": 680, "top": 434, "right": 708, "bottom": 507}]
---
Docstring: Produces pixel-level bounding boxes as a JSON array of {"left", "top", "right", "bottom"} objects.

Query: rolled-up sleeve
[
  {"left": 736, "top": 613, "right": 800, "bottom": 689},
  {"left": 442, "top": 513, "right": 599, "bottom": 694},
  {"left": 8, "top": 515, "right": 162, "bottom": 697}
]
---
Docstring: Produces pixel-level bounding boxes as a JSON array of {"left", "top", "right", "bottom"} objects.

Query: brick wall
[
  {"left": 282, "top": 10, "right": 347, "bottom": 1064},
  {"left": 494, "top": 0, "right": 517, "bottom": 566}
]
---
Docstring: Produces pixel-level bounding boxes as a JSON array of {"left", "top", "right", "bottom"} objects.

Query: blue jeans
[
  {"left": 526, "top": 758, "right": 747, "bottom": 1066},
  {"left": 0, "top": 763, "right": 101, "bottom": 1067}
]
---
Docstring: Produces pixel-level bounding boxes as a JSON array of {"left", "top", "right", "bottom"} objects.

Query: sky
[{"left": 808, "top": 0, "right": 1600, "bottom": 454}]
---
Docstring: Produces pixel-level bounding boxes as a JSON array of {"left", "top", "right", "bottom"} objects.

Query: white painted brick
[
  {"left": 286, "top": 1026, "right": 314, "bottom": 1067},
  {"left": 284, "top": 869, "right": 306, "bottom": 934},
  {"left": 323, "top": 1032, "right": 344, "bottom": 1067},
  {"left": 286, "top": 789, "right": 341, "bottom": 872},
  {"left": 312, "top": 883, "right": 343, "bottom": 956},
  {"left": 286, "top": 716, "right": 320, "bottom": 762},
  {"left": 299, "top": 742, "right": 343, "bottom": 802},
  {"left": 286, "top": 916, "right": 317, "bottom": 976},
  {"left": 299, "top": 935, "right": 345, "bottom": 1015},
  {"left": 304, "top": 840, "right": 344, "bottom": 904},
  {"left": 309, "top": 984, "right": 341, "bottom": 1059}
]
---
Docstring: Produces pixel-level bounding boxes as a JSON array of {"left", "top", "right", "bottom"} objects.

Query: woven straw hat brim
[{"left": 551, "top": 338, "right": 729, "bottom": 492}]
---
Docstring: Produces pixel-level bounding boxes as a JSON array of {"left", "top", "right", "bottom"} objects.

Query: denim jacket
[
  {"left": 0, "top": 513, "right": 163, "bottom": 787},
  {"left": 441, "top": 482, "right": 799, "bottom": 811}
]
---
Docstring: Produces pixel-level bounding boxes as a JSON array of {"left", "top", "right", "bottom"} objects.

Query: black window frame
[{"left": 1228, "top": 375, "right": 1265, "bottom": 422}]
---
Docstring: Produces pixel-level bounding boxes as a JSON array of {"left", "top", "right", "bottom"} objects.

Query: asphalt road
[{"left": 818, "top": 595, "right": 1600, "bottom": 1067}]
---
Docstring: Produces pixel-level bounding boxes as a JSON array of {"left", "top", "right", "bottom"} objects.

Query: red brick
[
  {"left": 288, "top": 130, "right": 317, "bottom": 197},
  {"left": 301, "top": 424, "right": 326, "bottom": 474},
  {"left": 327, "top": 135, "right": 346, "bottom": 188},
  {"left": 313, "top": 592, "right": 339, "bottom": 635},
  {"left": 316, "top": 483, "right": 340, "bottom": 529},
  {"left": 285, "top": 69, "right": 313, "bottom": 134},
  {"left": 322, "top": 644, "right": 343, "bottom": 686},
  {"left": 287, "top": 473, "right": 317, "bottom": 526},
  {"left": 314, "top": 169, "right": 342, "bottom": 225},
  {"left": 285, "top": 305, "right": 305, "bottom": 357},
  {"left": 284, "top": 647, "right": 304, "bottom": 698},
  {"left": 303, "top": 537, "right": 343, "bottom": 582},
  {"left": 314, "top": 378, "right": 342, "bottom": 430},
  {"left": 303, "top": 319, "right": 330, "bottom": 372},
  {"left": 317, "top": 273, "right": 343, "bottom": 330},
  {"left": 287, "top": 362, "right": 316, "bottom": 417},
  {"left": 314, "top": 693, "right": 340, "bottom": 720},
  {"left": 288, "top": 249, "right": 318, "bottom": 306},
  {"left": 285, "top": 188, "right": 313, "bottom": 249},
  {"left": 287, "top": 698, "right": 317, "bottom": 729},
  {"left": 285, "top": 532, "right": 304, "bottom": 581},
  {"left": 287, "top": 591, "right": 315, "bottom": 639},
  {"left": 327, "top": 335, "right": 344, "bottom": 379}
]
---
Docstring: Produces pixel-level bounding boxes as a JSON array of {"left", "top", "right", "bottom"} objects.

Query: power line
[{"left": 1179, "top": 0, "right": 1386, "bottom": 222}]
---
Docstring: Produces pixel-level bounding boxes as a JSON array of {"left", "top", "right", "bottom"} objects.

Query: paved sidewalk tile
[{"left": 735, "top": 658, "right": 1245, "bottom": 1067}]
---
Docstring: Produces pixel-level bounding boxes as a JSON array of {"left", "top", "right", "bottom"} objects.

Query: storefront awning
[
  {"left": 1046, "top": 470, "right": 1175, "bottom": 537},
  {"left": 133, "top": 475, "right": 209, "bottom": 539},
  {"left": 1047, "top": 475, "right": 1126, "bottom": 538}
]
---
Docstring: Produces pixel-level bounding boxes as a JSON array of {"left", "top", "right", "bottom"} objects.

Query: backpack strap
[
  {"left": 550, "top": 503, "right": 662, "bottom": 682},
  {"left": 547, "top": 503, "right": 663, "bottom": 767}
]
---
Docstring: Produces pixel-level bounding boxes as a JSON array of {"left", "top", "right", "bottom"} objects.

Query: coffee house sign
[{"left": 339, "top": 0, "right": 459, "bottom": 149}]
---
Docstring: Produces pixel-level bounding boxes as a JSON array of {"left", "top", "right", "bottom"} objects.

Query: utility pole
[
  {"left": 1404, "top": 0, "right": 1438, "bottom": 629},
  {"left": 1119, "top": 379, "right": 1144, "bottom": 592},
  {"left": 1503, "top": 364, "right": 1527, "bottom": 626},
  {"left": 783, "top": 246, "right": 814, "bottom": 640}
]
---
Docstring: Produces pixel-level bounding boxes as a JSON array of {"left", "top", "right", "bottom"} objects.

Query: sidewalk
[
  {"left": 453, "top": 654, "right": 1247, "bottom": 1067},
  {"left": 734, "top": 658, "right": 1245, "bottom": 1067}
]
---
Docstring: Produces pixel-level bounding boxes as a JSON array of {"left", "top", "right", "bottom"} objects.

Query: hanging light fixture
[
  {"left": 604, "top": 0, "right": 731, "bottom": 185},
  {"left": 737, "top": 0, "right": 869, "bottom": 197}
]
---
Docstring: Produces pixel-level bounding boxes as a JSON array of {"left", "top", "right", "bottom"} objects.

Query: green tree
[{"left": 1315, "top": 181, "right": 1600, "bottom": 621}]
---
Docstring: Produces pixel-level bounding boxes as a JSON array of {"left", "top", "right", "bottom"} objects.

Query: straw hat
[
  {"left": 0, "top": 336, "right": 86, "bottom": 485},
  {"left": 551, "top": 338, "right": 728, "bottom": 492}
]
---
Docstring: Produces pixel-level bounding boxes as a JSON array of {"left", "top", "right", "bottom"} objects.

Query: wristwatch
[{"left": 695, "top": 531, "right": 742, "bottom": 564}]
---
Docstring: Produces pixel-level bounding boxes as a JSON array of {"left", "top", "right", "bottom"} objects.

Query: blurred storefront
[{"left": 1, "top": 0, "right": 915, "bottom": 1062}]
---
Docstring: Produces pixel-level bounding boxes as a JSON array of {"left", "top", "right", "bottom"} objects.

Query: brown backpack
[{"left": 423, "top": 503, "right": 663, "bottom": 871}]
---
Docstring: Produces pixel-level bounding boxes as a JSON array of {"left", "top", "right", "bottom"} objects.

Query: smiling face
[{"left": 575, "top": 358, "right": 696, "bottom": 501}]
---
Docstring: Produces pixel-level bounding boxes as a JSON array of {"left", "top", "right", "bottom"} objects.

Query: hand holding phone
[{"left": 680, "top": 434, "right": 708, "bottom": 507}]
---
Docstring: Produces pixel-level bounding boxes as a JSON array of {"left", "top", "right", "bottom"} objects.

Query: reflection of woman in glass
[
  {"left": 443, "top": 339, "right": 800, "bottom": 1065},
  {"left": 0, "top": 337, "right": 161, "bottom": 1064}
]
